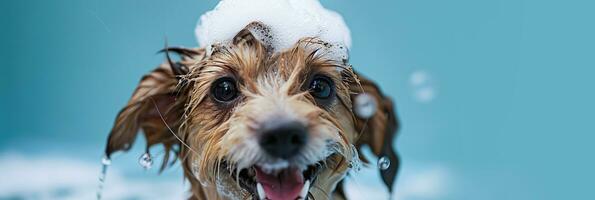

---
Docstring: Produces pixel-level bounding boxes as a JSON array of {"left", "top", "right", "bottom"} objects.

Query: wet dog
[{"left": 104, "top": 22, "right": 400, "bottom": 200}]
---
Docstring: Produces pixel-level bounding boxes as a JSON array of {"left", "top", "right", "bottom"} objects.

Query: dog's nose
[{"left": 259, "top": 121, "right": 308, "bottom": 159}]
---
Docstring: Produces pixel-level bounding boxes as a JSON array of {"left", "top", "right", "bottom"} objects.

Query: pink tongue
[{"left": 255, "top": 167, "right": 304, "bottom": 200}]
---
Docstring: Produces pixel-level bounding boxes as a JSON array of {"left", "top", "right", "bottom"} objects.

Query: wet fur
[{"left": 105, "top": 25, "right": 400, "bottom": 200}]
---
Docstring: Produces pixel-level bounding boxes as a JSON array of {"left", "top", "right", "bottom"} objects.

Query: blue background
[{"left": 1, "top": 0, "right": 594, "bottom": 199}]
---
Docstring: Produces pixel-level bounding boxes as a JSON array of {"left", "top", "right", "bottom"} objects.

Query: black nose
[{"left": 259, "top": 121, "right": 308, "bottom": 159}]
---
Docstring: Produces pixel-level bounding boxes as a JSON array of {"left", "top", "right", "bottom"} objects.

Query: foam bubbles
[{"left": 195, "top": 0, "right": 351, "bottom": 58}]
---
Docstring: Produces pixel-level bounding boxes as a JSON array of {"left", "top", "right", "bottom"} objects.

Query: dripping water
[
  {"left": 347, "top": 144, "right": 362, "bottom": 173},
  {"left": 97, "top": 155, "right": 111, "bottom": 200},
  {"left": 139, "top": 152, "right": 153, "bottom": 170}
]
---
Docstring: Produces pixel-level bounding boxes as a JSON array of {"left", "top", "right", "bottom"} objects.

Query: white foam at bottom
[{"left": 0, "top": 153, "right": 187, "bottom": 200}]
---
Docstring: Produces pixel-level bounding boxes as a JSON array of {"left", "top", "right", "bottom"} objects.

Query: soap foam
[{"left": 195, "top": 0, "right": 351, "bottom": 59}]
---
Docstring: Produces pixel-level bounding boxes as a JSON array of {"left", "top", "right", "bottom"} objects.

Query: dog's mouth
[{"left": 233, "top": 161, "right": 322, "bottom": 200}]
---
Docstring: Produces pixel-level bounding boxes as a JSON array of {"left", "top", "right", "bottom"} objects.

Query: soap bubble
[
  {"left": 139, "top": 152, "right": 153, "bottom": 170},
  {"left": 378, "top": 156, "right": 391, "bottom": 170},
  {"left": 415, "top": 87, "right": 435, "bottom": 103},
  {"left": 354, "top": 93, "right": 377, "bottom": 119},
  {"left": 410, "top": 70, "right": 437, "bottom": 103},
  {"left": 410, "top": 70, "right": 429, "bottom": 86}
]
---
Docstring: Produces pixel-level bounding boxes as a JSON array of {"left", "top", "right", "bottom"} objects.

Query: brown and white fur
[{"left": 104, "top": 22, "right": 400, "bottom": 200}]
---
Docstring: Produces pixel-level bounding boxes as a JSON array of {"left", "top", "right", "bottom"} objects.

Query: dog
[{"left": 104, "top": 22, "right": 400, "bottom": 200}]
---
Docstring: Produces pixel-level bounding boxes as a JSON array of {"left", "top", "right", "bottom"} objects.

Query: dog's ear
[
  {"left": 351, "top": 72, "right": 401, "bottom": 193},
  {"left": 104, "top": 47, "right": 204, "bottom": 171}
]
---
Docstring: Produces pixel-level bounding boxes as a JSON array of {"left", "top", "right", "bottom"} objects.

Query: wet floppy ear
[
  {"left": 351, "top": 72, "right": 401, "bottom": 193},
  {"left": 104, "top": 47, "right": 204, "bottom": 171}
]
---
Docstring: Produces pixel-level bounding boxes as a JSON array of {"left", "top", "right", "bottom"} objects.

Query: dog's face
[
  {"left": 104, "top": 23, "right": 399, "bottom": 200},
  {"left": 183, "top": 34, "right": 357, "bottom": 199}
]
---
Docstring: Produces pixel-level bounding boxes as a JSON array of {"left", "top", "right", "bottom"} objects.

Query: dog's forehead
[{"left": 208, "top": 43, "right": 345, "bottom": 81}]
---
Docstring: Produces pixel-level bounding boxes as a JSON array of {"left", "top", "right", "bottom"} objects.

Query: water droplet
[
  {"left": 348, "top": 145, "right": 361, "bottom": 173},
  {"left": 354, "top": 93, "right": 377, "bottom": 119},
  {"left": 378, "top": 156, "right": 391, "bottom": 170},
  {"left": 101, "top": 155, "right": 111, "bottom": 166},
  {"left": 139, "top": 152, "right": 153, "bottom": 170}
]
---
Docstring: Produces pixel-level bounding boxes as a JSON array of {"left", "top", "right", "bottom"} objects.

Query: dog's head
[{"left": 104, "top": 23, "right": 400, "bottom": 200}]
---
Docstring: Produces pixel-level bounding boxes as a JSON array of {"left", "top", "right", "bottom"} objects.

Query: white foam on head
[{"left": 195, "top": 0, "right": 351, "bottom": 59}]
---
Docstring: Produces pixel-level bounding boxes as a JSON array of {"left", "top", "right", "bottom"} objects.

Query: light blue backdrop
[{"left": 1, "top": 0, "right": 594, "bottom": 199}]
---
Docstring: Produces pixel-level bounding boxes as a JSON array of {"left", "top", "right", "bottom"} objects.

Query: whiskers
[{"left": 149, "top": 97, "right": 199, "bottom": 155}]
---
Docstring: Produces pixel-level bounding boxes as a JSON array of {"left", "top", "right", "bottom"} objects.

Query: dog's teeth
[
  {"left": 256, "top": 183, "right": 266, "bottom": 200},
  {"left": 299, "top": 180, "right": 310, "bottom": 199}
]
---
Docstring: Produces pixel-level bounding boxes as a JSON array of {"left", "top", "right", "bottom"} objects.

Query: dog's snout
[{"left": 259, "top": 121, "right": 308, "bottom": 159}]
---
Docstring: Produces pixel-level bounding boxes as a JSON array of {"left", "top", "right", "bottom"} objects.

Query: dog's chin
[{"left": 226, "top": 157, "right": 329, "bottom": 200}]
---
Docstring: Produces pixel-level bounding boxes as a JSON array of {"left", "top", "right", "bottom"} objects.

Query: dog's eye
[
  {"left": 309, "top": 76, "right": 334, "bottom": 99},
  {"left": 212, "top": 77, "right": 239, "bottom": 102}
]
